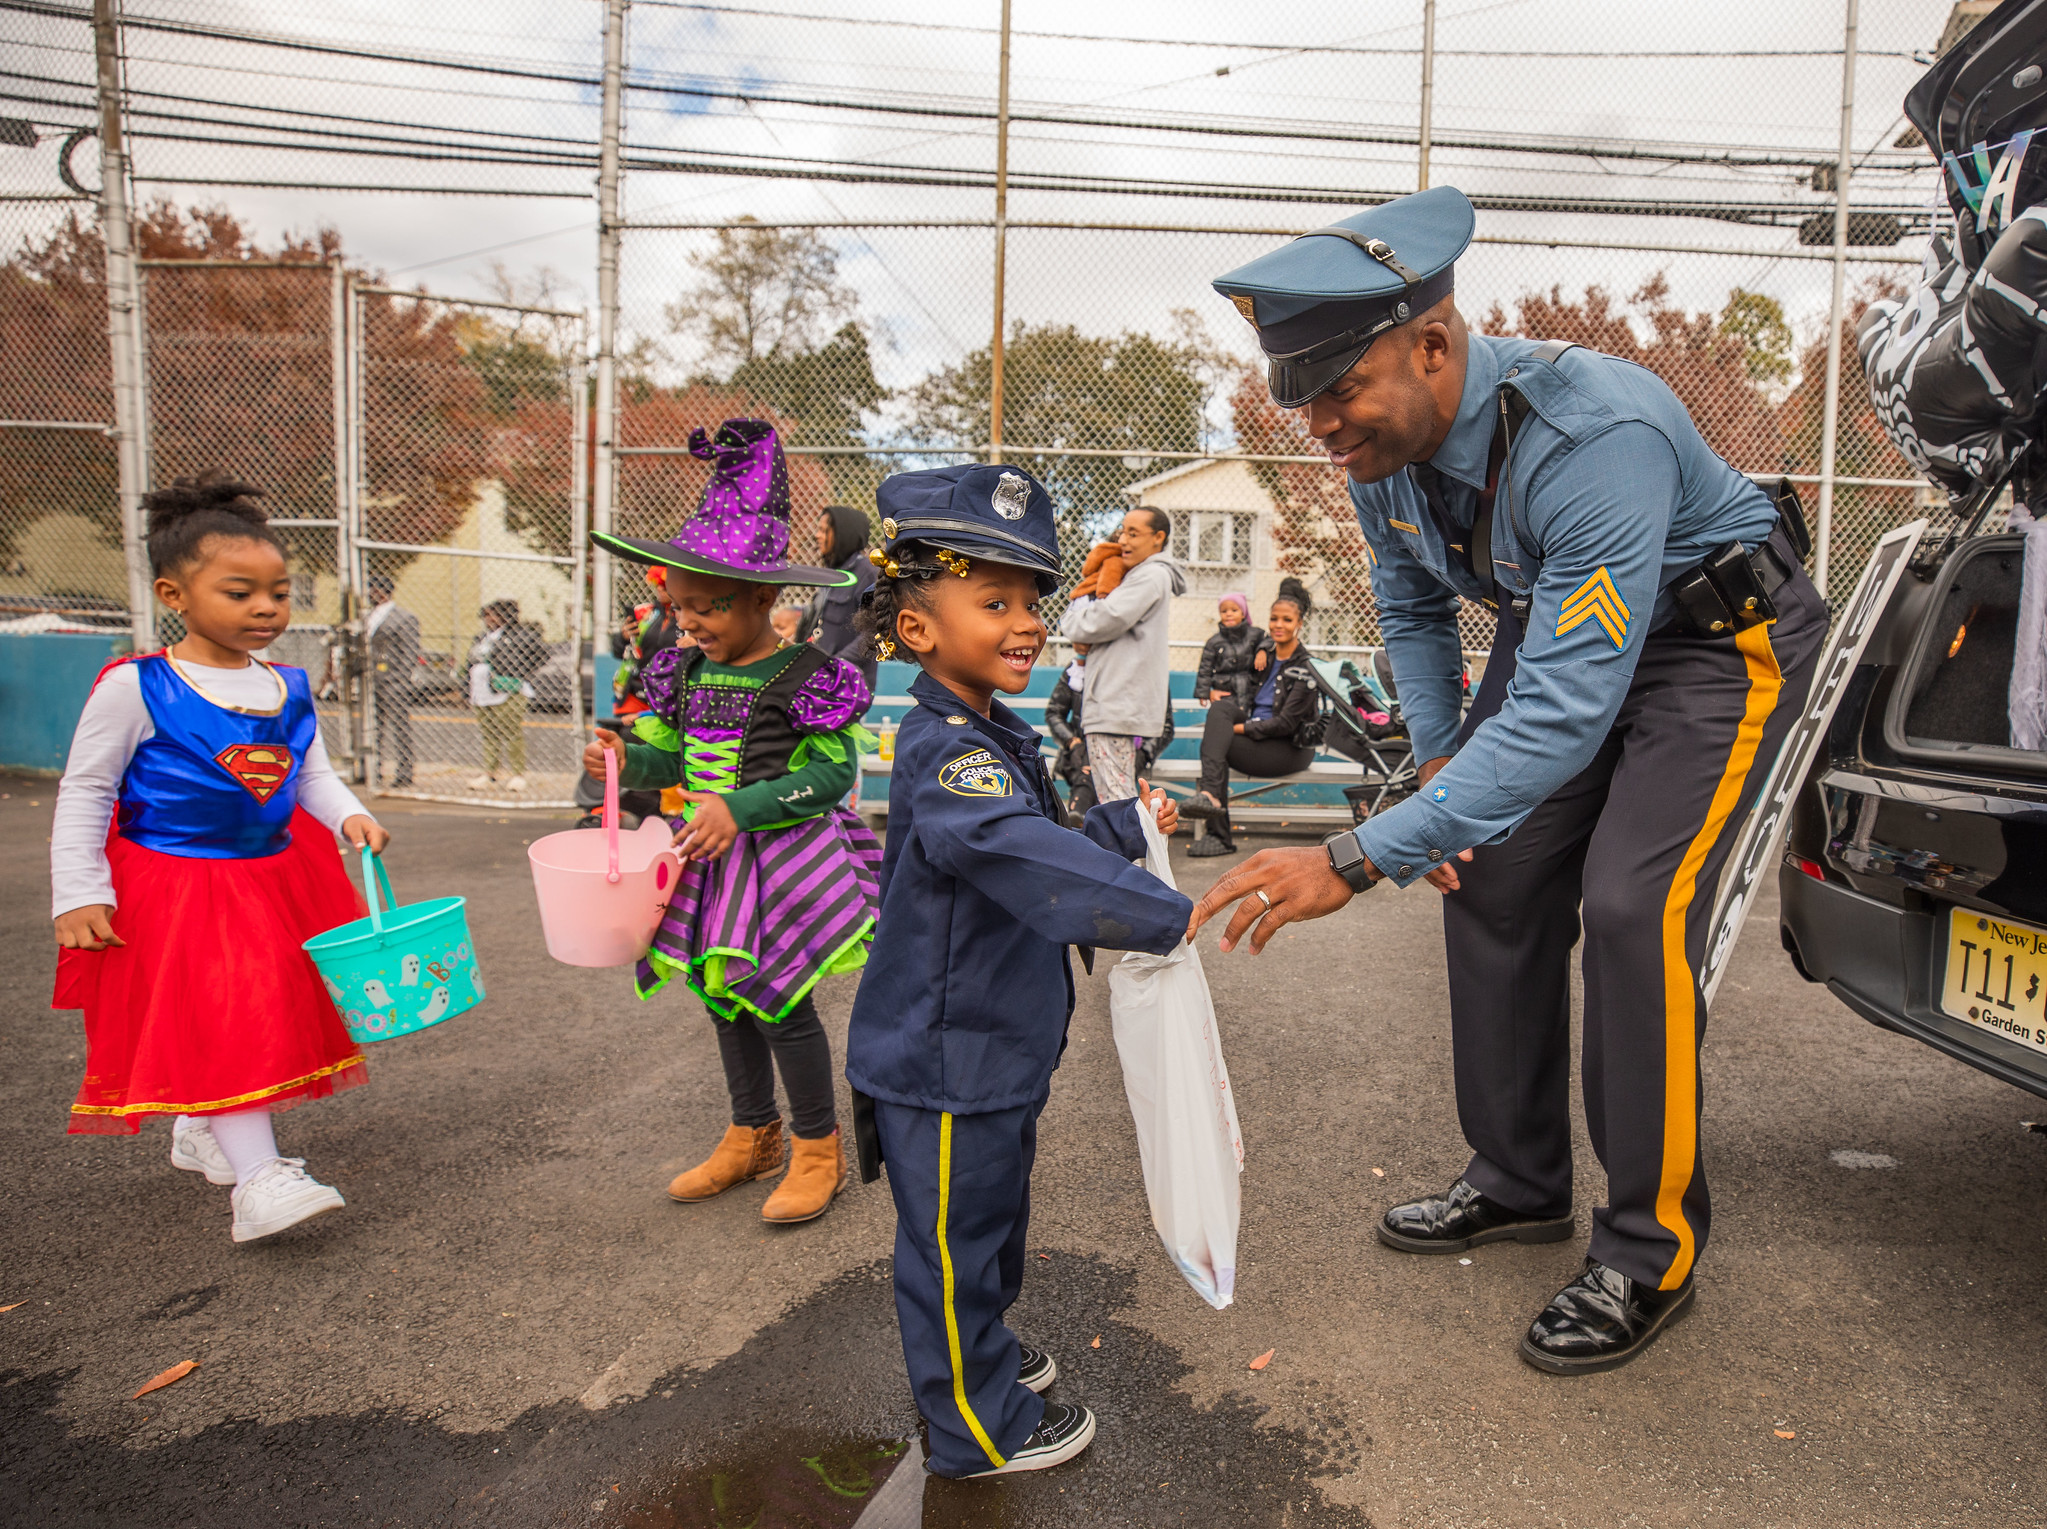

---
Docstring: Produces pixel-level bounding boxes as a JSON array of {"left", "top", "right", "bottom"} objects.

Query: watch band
[{"left": 1323, "top": 828, "right": 1376, "bottom": 893}]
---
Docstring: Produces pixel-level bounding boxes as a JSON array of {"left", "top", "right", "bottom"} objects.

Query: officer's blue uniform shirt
[
  {"left": 845, "top": 670, "right": 1191, "bottom": 1114},
  {"left": 1349, "top": 335, "right": 1780, "bottom": 887}
]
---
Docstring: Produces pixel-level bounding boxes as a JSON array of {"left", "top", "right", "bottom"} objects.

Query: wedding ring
[{"left": 1255, "top": 889, "right": 1273, "bottom": 909}]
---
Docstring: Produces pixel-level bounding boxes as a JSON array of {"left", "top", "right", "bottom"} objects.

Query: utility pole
[
  {"left": 1418, "top": 0, "right": 1436, "bottom": 191},
  {"left": 591, "top": 0, "right": 627, "bottom": 660},
  {"left": 93, "top": 0, "right": 151, "bottom": 652},
  {"left": 1814, "top": 0, "right": 1859, "bottom": 603},
  {"left": 989, "top": 0, "right": 1012, "bottom": 465}
]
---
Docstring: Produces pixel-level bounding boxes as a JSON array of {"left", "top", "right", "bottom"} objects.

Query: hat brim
[
  {"left": 590, "top": 532, "right": 855, "bottom": 588},
  {"left": 1268, "top": 339, "right": 1372, "bottom": 410},
  {"left": 903, "top": 532, "right": 1060, "bottom": 593}
]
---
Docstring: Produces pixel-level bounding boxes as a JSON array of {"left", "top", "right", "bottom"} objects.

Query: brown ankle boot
[
  {"left": 667, "top": 1121, "right": 784, "bottom": 1203},
  {"left": 761, "top": 1127, "right": 844, "bottom": 1224}
]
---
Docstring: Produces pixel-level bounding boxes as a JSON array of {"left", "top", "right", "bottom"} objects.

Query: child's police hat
[
  {"left": 873, "top": 464, "right": 1062, "bottom": 591},
  {"left": 1212, "top": 185, "right": 1476, "bottom": 408}
]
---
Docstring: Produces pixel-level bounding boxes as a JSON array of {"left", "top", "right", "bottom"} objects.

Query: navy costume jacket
[{"left": 845, "top": 670, "right": 1192, "bottom": 1115}]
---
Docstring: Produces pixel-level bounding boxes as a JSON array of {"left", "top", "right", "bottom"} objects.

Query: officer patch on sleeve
[
  {"left": 939, "top": 749, "right": 1013, "bottom": 797},
  {"left": 1555, "top": 566, "right": 1632, "bottom": 651}
]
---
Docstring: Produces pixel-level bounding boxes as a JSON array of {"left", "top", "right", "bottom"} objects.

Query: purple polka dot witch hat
[{"left": 590, "top": 417, "right": 854, "bottom": 587}]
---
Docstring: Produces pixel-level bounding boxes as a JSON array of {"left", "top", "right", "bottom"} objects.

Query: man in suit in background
[{"left": 364, "top": 574, "right": 419, "bottom": 788}]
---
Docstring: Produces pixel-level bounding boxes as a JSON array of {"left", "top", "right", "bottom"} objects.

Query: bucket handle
[
  {"left": 358, "top": 843, "right": 396, "bottom": 935},
  {"left": 603, "top": 745, "right": 621, "bottom": 883}
]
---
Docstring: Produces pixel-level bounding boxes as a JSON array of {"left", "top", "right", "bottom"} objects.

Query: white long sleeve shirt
[{"left": 50, "top": 659, "right": 371, "bottom": 918}]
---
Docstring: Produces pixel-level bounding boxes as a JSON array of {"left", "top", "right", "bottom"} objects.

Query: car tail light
[{"left": 1795, "top": 856, "right": 1826, "bottom": 882}]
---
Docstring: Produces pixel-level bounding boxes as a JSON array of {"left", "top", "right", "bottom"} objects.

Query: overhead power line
[
  {"left": 633, "top": 1, "right": 1921, "bottom": 59},
  {"left": 0, "top": 1, "right": 1931, "bottom": 172}
]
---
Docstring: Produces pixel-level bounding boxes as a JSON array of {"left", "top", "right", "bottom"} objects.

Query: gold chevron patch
[{"left": 1555, "top": 566, "right": 1632, "bottom": 650}]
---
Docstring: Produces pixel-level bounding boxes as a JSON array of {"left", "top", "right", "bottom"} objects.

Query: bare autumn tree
[{"left": 666, "top": 220, "right": 858, "bottom": 370}]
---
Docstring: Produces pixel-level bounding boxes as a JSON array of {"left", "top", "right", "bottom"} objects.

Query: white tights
[{"left": 182, "top": 1110, "right": 279, "bottom": 1184}]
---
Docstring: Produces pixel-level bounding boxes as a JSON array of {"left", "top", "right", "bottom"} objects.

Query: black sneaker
[
  {"left": 954, "top": 1403, "right": 1096, "bottom": 1477},
  {"left": 1017, "top": 1344, "right": 1057, "bottom": 1394}
]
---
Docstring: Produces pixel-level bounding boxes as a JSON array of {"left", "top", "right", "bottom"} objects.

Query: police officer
[
  {"left": 1190, "top": 185, "right": 1828, "bottom": 1374},
  {"left": 843, "top": 463, "right": 1191, "bottom": 1475}
]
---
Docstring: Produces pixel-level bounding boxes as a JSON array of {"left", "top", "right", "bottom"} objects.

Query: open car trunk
[{"left": 1885, "top": 530, "right": 2047, "bottom": 778}]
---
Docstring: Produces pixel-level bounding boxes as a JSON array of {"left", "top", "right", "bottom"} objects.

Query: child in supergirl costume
[
  {"left": 843, "top": 464, "right": 1192, "bottom": 1479},
  {"left": 50, "top": 474, "right": 383, "bottom": 1244},
  {"left": 589, "top": 418, "right": 881, "bottom": 1226}
]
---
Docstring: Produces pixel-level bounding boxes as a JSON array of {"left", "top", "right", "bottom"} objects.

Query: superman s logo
[{"left": 215, "top": 743, "right": 295, "bottom": 803}]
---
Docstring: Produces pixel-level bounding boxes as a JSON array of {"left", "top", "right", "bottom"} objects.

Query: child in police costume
[
  {"left": 50, "top": 472, "right": 387, "bottom": 1244},
  {"left": 586, "top": 418, "right": 882, "bottom": 1226},
  {"left": 844, "top": 464, "right": 1191, "bottom": 1478}
]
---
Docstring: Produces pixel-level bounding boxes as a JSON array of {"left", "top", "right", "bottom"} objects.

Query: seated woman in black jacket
[{"left": 1184, "top": 579, "right": 1320, "bottom": 857}]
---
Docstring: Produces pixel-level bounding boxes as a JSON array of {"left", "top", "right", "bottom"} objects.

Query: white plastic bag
[{"left": 1107, "top": 803, "right": 1243, "bottom": 1309}]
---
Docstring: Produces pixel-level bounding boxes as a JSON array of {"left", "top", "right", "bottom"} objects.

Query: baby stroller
[{"left": 1306, "top": 655, "right": 1419, "bottom": 823}]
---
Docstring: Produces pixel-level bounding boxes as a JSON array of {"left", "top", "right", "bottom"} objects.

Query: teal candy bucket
[{"left": 303, "top": 847, "right": 483, "bottom": 1044}]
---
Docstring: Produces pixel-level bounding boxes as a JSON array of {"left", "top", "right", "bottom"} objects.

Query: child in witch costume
[
  {"left": 50, "top": 472, "right": 386, "bottom": 1244},
  {"left": 587, "top": 418, "right": 881, "bottom": 1225},
  {"left": 843, "top": 464, "right": 1192, "bottom": 1479}
]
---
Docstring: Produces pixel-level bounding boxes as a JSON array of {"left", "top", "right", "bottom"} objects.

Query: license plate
[{"left": 1942, "top": 908, "right": 2047, "bottom": 1054}]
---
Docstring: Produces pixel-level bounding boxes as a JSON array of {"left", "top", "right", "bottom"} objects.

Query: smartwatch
[{"left": 1322, "top": 828, "right": 1377, "bottom": 893}]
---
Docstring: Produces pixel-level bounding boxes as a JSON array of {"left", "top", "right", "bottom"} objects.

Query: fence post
[
  {"left": 989, "top": 0, "right": 1012, "bottom": 466},
  {"left": 93, "top": 0, "right": 151, "bottom": 653},
  {"left": 1418, "top": 0, "right": 1436, "bottom": 191},
  {"left": 591, "top": 0, "right": 627, "bottom": 651},
  {"left": 570, "top": 343, "right": 590, "bottom": 749},
  {"left": 1814, "top": 0, "right": 1859, "bottom": 603}
]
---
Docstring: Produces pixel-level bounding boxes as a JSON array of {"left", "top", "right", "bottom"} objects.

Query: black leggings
[
  {"left": 1197, "top": 697, "right": 1314, "bottom": 806},
  {"left": 711, "top": 995, "right": 837, "bottom": 1139}
]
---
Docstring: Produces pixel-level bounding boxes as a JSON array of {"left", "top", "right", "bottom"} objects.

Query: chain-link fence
[
  {"left": 0, "top": 0, "right": 1990, "bottom": 737},
  {"left": 352, "top": 287, "right": 588, "bottom": 807}
]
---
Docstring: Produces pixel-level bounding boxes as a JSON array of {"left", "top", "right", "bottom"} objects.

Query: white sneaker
[
  {"left": 506, "top": 775, "right": 527, "bottom": 792},
  {"left": 169, "top": 1119, "right": 236, "bottom": 1185},
  {"left": 467, "top": 774, "right": 492, "bottom": 789},
  {"left": 230, "top": 1157, "right": 346, "bottom": 1243}
]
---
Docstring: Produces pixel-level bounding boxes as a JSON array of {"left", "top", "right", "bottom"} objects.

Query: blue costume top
[
  {"left": 1347, "top": 335, "right": 1779, "bottom": 886},
  {"left": 117, "top": 655, "right": 317, "bottom": 860},
  {"left": 845, "top": 670, "right": 1192, "bottom": 1114}
]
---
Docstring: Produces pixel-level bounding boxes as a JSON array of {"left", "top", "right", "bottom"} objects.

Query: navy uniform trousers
[
  {"left": 872, "top": 1092, "right": 1047, "bottom": 1478},
  {"left": 1444, "top": 558, "right": 1826, "bottom": 1293}
]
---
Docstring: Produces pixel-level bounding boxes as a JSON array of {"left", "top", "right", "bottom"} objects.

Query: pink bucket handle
[{"left": 603, "top": 745, "right": 621, "bottom": 884}]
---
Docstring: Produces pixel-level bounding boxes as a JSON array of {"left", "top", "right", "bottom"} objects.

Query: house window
[{"left": 1169, "top": 509, "right": 1253, "bottom": 569}]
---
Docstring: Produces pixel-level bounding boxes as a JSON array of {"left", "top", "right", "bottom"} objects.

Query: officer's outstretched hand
[
  {"left": 1186, "top": 846, "right": 1353, "bottom": 955},
  {"left": 1136, "top": 777, "right": 1179, "bottom": 836}
]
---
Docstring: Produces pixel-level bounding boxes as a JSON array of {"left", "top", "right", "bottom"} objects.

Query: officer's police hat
[
  {"left": 873, "top": 463, "right": 1062, "bottom": 592},
  {"left": 1212, "top": 185, "right": 1475, "bottom": 408}
]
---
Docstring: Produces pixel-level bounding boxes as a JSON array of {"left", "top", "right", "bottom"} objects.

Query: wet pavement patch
[{"left": 2, "top": 1254, "right": 1371, "bottom": 1527}]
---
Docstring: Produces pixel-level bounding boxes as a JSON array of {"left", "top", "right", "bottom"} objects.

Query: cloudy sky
[{"left": 2, "top": 0, "right": 1951, "bottom": 395}]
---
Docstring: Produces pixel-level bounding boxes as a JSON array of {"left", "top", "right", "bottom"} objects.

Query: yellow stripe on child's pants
[{"left": 937, "top": 1112, "right": 1005, "bottom": 1467}]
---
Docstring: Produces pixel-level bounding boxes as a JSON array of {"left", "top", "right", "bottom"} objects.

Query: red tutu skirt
[{"left": 56, "top": 810, "right": 370, "bottom": 1134}]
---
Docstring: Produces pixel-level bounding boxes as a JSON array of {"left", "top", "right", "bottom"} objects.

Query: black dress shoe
[
  {"left": 1519, "top": 1259, "right": 1696, "bottom": 1376},
  {"left": 1376, "top": 1178, "right": 1575, "bottom": 1254}
]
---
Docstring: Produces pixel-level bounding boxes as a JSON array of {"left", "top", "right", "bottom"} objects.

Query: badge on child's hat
[
  {"left": 872, "top": 463, "right": 1062, "bottom": 592},
  {"left": 1212, "top": 185, "right": 1476, "bottom": 408}
]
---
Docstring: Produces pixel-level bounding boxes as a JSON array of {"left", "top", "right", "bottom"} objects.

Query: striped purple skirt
[{"left": 635, "top": 807, "right": 882, "bottom": 1022}]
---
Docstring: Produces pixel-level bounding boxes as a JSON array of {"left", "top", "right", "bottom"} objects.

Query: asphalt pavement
[{"left": 5, "top": 781, "right": 2046, "bottom": 1528}]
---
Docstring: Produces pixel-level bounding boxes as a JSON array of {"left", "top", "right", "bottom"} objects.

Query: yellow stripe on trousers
[
  {"left": 937, "top": 1112, "right": 1006, "bottom": 1467},
  {"left": 1654, "top": 622, "right": 1783, "bottom": 1290}
]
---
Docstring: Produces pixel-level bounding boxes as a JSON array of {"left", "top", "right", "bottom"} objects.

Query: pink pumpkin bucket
[{"left": 528, "top": 749, "right": 681, "bottom": 967}]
